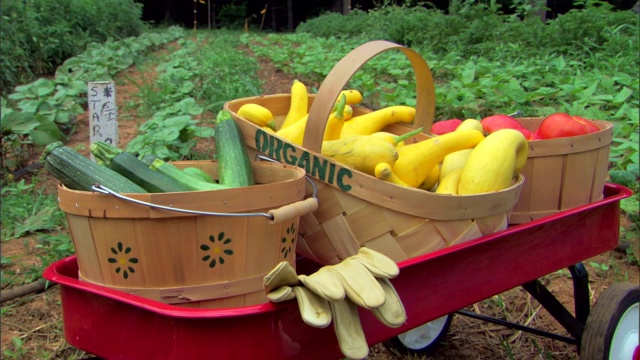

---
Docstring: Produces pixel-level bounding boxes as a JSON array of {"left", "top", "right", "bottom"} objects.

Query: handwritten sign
[{"left": 88, "top": 81, "right": 118, "bottom": 160}]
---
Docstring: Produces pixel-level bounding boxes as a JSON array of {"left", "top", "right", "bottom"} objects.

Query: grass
[{"left": 0, "top": 176, "right": 73, "bottom": 287}]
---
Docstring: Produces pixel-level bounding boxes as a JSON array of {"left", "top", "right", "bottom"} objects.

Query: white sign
[{"left": 88, "top": 81, "right": 118, "bottom": 160}]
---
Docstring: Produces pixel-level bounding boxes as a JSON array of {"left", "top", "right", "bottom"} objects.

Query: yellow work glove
[
  {"left": 329, "top": 297, "right": 369, "bottom": 359},
  {"left": 352, "top": 247, "right": 406, "bottom": 328},
  {"left": 297, "top": 248, "right": 408, "bottom": 359},
  {"left": 263, "top": 261, "right": 332, "bottom": 329}
]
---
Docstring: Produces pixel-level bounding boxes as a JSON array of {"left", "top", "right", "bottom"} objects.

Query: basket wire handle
[
  {"left": 303, "top": 40, "right": 436, "bottom": 153},
  {"left": 91, "top": 184, "right": 318, "bottom": 225}
]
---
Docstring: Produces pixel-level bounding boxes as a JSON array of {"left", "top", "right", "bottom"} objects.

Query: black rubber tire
[
  {"left": 580, "top": 282, "right": 640, "bottom": 360},
  {"left": 385, "top": 314, "right": 453, "bottom": 355}
]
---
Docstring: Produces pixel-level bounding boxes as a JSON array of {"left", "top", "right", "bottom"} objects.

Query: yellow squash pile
[{"left": 236, "top": 80, "right": 528, "bottom": 195}]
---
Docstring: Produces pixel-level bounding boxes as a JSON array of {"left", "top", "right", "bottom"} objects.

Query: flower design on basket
[
  {"left": 107, "top": 242, "right": 138, "bottom": 280},
  {"left": 280, "top": 223, "right": 296, "bottom": 259},
  {"left": 200, "top": 232, "right": 233, "bottom": 268}
]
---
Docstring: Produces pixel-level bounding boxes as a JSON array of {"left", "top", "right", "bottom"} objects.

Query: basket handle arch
[{"left": 302, "top": 40, "right": 436, "bottom": 153}]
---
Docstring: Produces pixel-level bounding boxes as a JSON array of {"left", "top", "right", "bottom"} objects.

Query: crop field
[{"left": 1, "top": 2, "right": 638, "bottom": 359}]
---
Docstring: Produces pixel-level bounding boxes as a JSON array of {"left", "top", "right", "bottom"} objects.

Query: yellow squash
[
  {"left": 393, "top": 130, "right": 485, "bottom": 187},
  {"left": 439, "top": 149, "right": 473, "bottom": 182},
  {"left": 340, "top": 106, "right": 416, "bottom": 138},
  {"left": 336, "top": 89, "right": 363, "bottom": 107},
  {"left": 276, "top": 105, "right": 354, "bottom": 145},
  {"left": 322, "top": 135, "right": 398, "bottom": 176},
  {"left": 458, "top": 128, "right": 528, "bottom": 195},
  {"left": 237, "top": 103, "right": 276, "bottom": 130},
  {"left": 435, "top": 168, "right": 463, "bottom": 195},
  {"left": 281, "top": 80, "right": 308, "bottom": 129},
  {"left": 275, "top": 115, "right": 307, "bottom": 145},
  {"left": 375, "top": 162, "right": 410, "bottom": 187},
  {"left": 418, "top": 165, "right": 440, "bottom": 191},
  {"left": 437, "top": 120, "right": 479, "bottom": 182},
  {"left": 456, "top": 118, "right": 483, "bottom": 132},
  {"left": 323, "top": 94, "right": 349, "bottom": 141}
]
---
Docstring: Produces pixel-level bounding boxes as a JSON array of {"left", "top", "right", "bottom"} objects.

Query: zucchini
[
  {"left": 150, "top": 159, "right": 230, "bottom": 191},
  {"left": 181, "top": 167, "right": 215, "bottom": 183},
  {"left": 90, "top": 142, "right": 190, "bottom": 193},
  {"left": 138, "top": 153, "right": 159, "bottom": 166},
  {"left": 138, "top": 152, "right": 214, "bottom": 183},
  {"left": 41, "top": 141, "right": 147, "bottom": 193},
  {"left": 215, "top": 110, "right": 255, "bottom": 187}
]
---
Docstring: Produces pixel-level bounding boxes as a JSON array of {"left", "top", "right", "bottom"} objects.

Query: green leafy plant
[
  {"left": 589, "top": 261, "right": 611, "bottom": 272},
  {"left": 0, "top": 178, "right": 66, "bottom": 240},
  {"left": 0, "top": 28, "right": 185, "bottom": 178},
  {"left": 126, "top": 32, "right": 263, "bottom": 161},
  {"left": 35, "top": 233, "right": 75, "bottom": 267},
  {"left": 0, "top": 0, "right": 148, "bottom": 94},
  {"left": 2, "top": 337, "right": 28, "bottom": 359}
]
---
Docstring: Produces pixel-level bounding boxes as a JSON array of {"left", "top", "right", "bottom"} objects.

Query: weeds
[{"left": 1, "top": 178, "right": 65, "bottom": 240}]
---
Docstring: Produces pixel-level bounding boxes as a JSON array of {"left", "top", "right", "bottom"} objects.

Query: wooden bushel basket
[
  {"left": 225, "top": 40, "right": 524, "bottom": 265},
  {"left": 57, "top": 160, "right": 316, "bottom": 309},
  {"left": 510, "top": 117, "right": 613, "bottom": 224}
]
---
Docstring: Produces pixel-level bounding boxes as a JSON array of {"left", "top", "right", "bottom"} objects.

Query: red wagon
[{"left": 43, "top": 183, "right": 638, "bottom": 360}]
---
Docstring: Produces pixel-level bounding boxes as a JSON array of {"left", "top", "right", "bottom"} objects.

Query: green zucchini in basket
[
  {"left": 181, "top": 167, "right": 215, "bottom": 183},
  {"left": 150, "top": 159, "right": 230, "bottom": 191},
  {"left": 41, "top": 141, "right": 147, "bottom": 193},
  {"left": 90, "top": 142, "right": 190, "bottom": 193},
  {"left": 215, "top": 110, "right": 255, "bottom": 188},
  {"left": 138, "top": 153, "right": 159, "bottom": 166}
]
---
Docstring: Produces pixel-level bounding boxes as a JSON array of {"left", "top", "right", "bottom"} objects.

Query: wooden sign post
[{"left": 88, "top": 81, "right": 118, "bottom": 160}]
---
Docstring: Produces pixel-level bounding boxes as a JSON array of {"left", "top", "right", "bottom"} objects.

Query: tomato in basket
[
  {"left": 430, "top": 119, "right": 462, "bottom": 135},
  {"left": 536, "top": 113, "right": 599, "bottom": 139},
  {"left": 480, "top": 114, "right": 532, "bottom": 139}
]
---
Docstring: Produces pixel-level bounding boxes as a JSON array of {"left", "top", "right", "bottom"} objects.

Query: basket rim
[
  {"left": 57, "top": 160, "right": 308, "bottom": 218},
  {"left": 518, "top": 117, "right": 613, "bottom": 157}
]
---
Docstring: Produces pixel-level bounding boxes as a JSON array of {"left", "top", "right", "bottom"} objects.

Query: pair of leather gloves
[{"left": 263, "top": 248, "right": 406, "bottom": 359}]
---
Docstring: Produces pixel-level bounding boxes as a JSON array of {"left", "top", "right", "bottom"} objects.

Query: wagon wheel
[
  {"left": 580, "top": 282, "right": 639, "bottom": 360},
  {"left": 386, "top": 314, "right": 453, "bottom": 355}
]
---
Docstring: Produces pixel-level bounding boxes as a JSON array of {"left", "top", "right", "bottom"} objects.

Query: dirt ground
[{"left": 1, "top": 41, "right": 638, "bottom": 360}]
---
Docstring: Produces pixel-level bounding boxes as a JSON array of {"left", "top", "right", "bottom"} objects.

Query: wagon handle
[
  {"left": 302, "top": 40, "right": 436, "bottom": 153},
  {"left": 91, "top": 184, "right": 318, "bottom": 225}
]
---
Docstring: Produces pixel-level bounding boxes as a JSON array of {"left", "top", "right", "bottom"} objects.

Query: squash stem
[{"left": 393, "top": 127, "right": 424, "bottom": 145}]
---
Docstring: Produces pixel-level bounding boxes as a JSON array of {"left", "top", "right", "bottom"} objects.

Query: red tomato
[
  {"left": 571, "top": 115, "right": 600, "bottom": 133},
  {"left": 528, "top": 131, "right": 542, "bottom": 141},
  {"left": 537, "top": 113, "right": 599, "bottom": 139},
  {"left": 431, "top": 119, "right": 462, "bottom": 135},
  {"left": 481, "top": 114, "right": 531, "bottom": 139}
]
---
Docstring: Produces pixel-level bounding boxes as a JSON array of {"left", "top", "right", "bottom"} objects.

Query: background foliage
[{"left": 0, "top": 0, "right": 147, "bottom": 95}]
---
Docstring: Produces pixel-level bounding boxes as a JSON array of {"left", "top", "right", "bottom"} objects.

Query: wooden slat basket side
[
  {"left": 225, "top": 40, "right": 525, "bottom": 265},
  {"left": 510, "top": 117, "right": 613, "bottom": 224},
  {"left": 57, "top": 161, "right": 308, "bottom": 309}
]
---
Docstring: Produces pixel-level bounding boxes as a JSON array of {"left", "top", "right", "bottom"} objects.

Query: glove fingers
[
  {"left": 297, "top": 267, "right": 345, "bottom": 302},
  {"left": 291, "top": 286, "right": 332, "bottom": 329},
  {"left": 263, "top": 261, "right": 300, "bottom": 294},
  {"left": 266, "top": 285, "right": 295, "bottom": 303},
  {"left": 354, "top": 247, "right": 399, "bottom": 279},
  {"left": 330, "top": 298, "right": 369, "bottom": 359},
  {"left": 370, "top": 278, "right": 406, "bottom": 328},
  {"left": 329, "top": 258, "right": 385, "bottom": 309}
]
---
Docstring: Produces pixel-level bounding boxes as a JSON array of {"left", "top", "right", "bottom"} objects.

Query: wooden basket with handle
[
  {"left": 57, "top": 160, "right": 316, "bottom": 308},
  {"left": 225, "top": 40, "right": 524, "bottom": 265}
]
